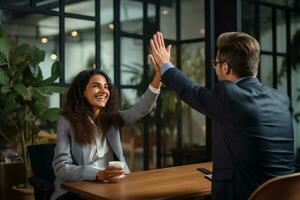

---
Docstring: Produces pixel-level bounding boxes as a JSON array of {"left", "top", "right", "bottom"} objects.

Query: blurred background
[{"left": 0, "top": 0, "right": 299, "bottom": 191}]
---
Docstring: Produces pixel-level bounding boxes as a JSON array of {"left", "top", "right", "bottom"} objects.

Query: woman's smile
[{"left": 84, "top": 74, "right": 110, "bottom": 110}]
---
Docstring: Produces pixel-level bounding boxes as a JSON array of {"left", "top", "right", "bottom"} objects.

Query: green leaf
[
  {"left": 13, "top": 83, "right": 28, "bottom": 97},
  {"left": 34, "top": 77, "right": 55, "bottom": 87},
  {"left": 51, "top": 61, "right": 60, "bottom": 79},
  {"left": 0, "top": 38, "right": 11, "bottom": 55},
  {"left": 0, "top": 52, "right": 7, "bottom": 64},
  {"left": 0, "top": 26, "right": 6, "bottom": 38},
  {"left": 0, "top": 68, "right": 9, "bottom": 85},
  {"left": 25, "top": 110, "right": 35, "bottom": 122},
  {"left": 29, "top": 64, "right": 40, "bottom": 78},
  {"left": 40, "top": 108, "right": 61, "bottom": 122},
  {"left": 1, "top": 86, "right": 11, "bottom": 93},
  {"left": 34, "top": 62, "right": 61, "bottom": 87},
  {"left": 36, "top": 86, "right": 66, "bottom": 94},
  {"left": 1, "top": 93, "right": 20, "bottom": 112},
  {"left": 0, "top": 27, "right": 11, "bottom": 55},
  {"left": 30, "top": 101, "right": 47, "bottom": 116},
  {"left": 32, "top": 87, "right": 47, "bottom": 97},
  {"left": 32, "top": 87, "right": 48, "bottom": 102},
  {"left": 36, "top": 65, "right": 44, "bottom": 81},
  {"left": 12, "top": 44, "right": 32, "bottom": 65},
  {"left": 31, "top": 46, "right": 45, "bottom": 65}
]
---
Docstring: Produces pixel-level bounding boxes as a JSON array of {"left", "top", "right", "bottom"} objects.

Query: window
[{"left": 0, "top": 0, "right": 208, "bottom": 171}]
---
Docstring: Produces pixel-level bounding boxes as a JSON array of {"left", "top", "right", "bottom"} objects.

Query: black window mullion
[
  {"left": 204, "top": 0, "right": 214, "bottom": 162},
  {"left": 0, "top": 5, "right": 60, "bottom": 16},
  {"left": 236, "top": 0, "right": 242, "bottom": 31},
  {"left": 63, "top": 13, "right": 96, "bottom": 21},
  {"left": 176, "top": 0, "right": 182, "bottom": 166},
  {"left": 258, "top": 1, "right": 295, "bottom": 11},
  {"left": 143, "top": 0, "right": 150, "bottom": 171},
  {"left": 155, "top": 0, "right": 162, "bottom": 169},
  {"left": 272, "top": 8, "right": 277, "bottom": 89},
  {"left": 180, "top": 38, "right": 205, "bottom": 43},
  {"left": 255, "top": 3, "right": 261, "bottom": 79},
  {"left": 261, "top": 51, "right": 286, "bottom": 56},
  {"left": 120, "top": 85, "right": 141, "bottom": 90},
  {"left": 30, "top": 0, "right": 36, "bottom": 7},
  {"left": 96, "top": 0, "right": 100, "bottom": 70},
  {"left": 113, "top": 0, "right": 121, "bottom": 88},
  {"left": 286, "top": 10, "right": 292, "bottom": 107},
  {"left": 59, "top": 0, "right": 65, "bottom": 108},
  {"left": 120, "top": 32, "right": 143, "bottom": 39}
]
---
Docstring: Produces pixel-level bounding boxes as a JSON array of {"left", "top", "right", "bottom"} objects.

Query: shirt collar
[{"left": 233, "top": 76, "right": 256, "bottom": 83}]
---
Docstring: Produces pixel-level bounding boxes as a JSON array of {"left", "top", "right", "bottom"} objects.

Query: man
[{"left": 149, "top": 32, "right": 295, "bottom": 200}]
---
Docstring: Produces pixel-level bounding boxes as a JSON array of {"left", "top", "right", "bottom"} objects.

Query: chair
[
  {"left": 248, "top": 172, "right": 300, "bottom": 200},
  {"left": 27, "top": 144, "right": 56, "bottom": 200}
]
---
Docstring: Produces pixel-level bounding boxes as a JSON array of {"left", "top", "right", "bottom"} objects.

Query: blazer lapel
[
  {"left": 81, "top": 143, "right": 91, "bottom": 165},
  {"left": 106, "top": 127, "right": 122, "bottom": 160}
]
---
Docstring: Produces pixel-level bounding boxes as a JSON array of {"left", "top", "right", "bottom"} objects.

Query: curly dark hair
[{"left": 62, "top": 69, "right": 123, "bottom": 144}]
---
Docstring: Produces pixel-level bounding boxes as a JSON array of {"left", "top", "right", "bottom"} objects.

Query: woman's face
[{"left": 84, "top": 74, "right": 110, "bottom": 110}]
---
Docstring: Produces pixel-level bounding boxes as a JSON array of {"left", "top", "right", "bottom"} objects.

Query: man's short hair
[{"left": 217, "top": 32, "right": 260, "bottom": 77}]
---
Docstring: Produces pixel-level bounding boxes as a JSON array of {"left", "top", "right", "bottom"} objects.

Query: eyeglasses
[{"left": 211, "top": 59, "right": 224, "bottom": 69}]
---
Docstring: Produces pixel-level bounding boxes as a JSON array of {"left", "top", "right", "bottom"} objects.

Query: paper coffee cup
[{"left": 108, "top": 161, "right": 125, "bottom": 169}]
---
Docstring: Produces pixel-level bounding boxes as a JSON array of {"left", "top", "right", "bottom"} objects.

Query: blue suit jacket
[{"left": 162, "top": 64, "right": 295, "bottom": 200}]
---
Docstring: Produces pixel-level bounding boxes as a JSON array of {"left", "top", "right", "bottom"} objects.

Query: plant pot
[
  {"left": 12, "top": 185, "right": 34, "bottom": 200},
  {"left": 0, "top": 161, "right": 26, "bottom": 200}
]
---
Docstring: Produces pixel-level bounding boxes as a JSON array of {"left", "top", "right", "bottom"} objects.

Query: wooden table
[{"left": 62, "top": 162, "right": 212, "bottom": 200}]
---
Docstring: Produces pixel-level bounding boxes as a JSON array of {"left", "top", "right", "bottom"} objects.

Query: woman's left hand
[{"left": 96, "top": 166, "right": 124, "bottom": 181}]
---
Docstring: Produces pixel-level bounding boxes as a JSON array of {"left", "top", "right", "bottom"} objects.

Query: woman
[{"left": 51, "top": 69, "right": 161, "bottom": 200}]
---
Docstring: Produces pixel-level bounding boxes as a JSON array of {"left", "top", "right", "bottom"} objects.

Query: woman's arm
[
  {"left": 52, "top": 116, "right": 99, "bottom": 182},
  {"left": 120, "top": 73, "right": 161, "bottom": 125},
  {"left": 150, "top": 72, "right": 162, "bottom": 90}
]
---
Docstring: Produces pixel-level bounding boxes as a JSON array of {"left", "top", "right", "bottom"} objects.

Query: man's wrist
[
  {"left": 160, "top": 61, "right": 174, "bottom": 76},
  {"left": 159, "top": 61, "right": 169, "bottom": 68}
]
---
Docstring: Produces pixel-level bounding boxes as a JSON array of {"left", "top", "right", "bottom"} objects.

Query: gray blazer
[{"left": 51, "top": 88, "right": 159, "bottom": 200}]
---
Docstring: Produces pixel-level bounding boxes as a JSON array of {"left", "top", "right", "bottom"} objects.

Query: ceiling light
[
  {"left": 71, "top": 31, "right": 78, "bottom": 37},
  {"left": 50, "top": 53, "right": 57, "bottom": 60},
  {"left": 200, "top": 28, "right": 205, "bottom": 34},
  {"left": 162, "top": 10, "right": 168, "bottom": 15},
  {"left": 41, "top": 37, "right": 48, "bottom": 44},
  {"left": 108, "top": 23, "right": 114, "bottom": 30}
]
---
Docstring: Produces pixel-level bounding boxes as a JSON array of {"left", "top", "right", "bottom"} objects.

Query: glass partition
[
  {"left": 65, "top": 18, "right": 95, "bottom": 83},
  {"left": 260, "top": 55, "right": 273, "bottom": 87},
  {"left": 160, "top": 0, "right": 176, "bottom": 40},
  {"left": 0, "top": 10, "right": 59, "bottom": 79},
  {"left": 100, "top": 0, "right": 114, "bottom": 81},
  {"left": 65, "top": 0, "right": 95, "bottom": 16},
  {"left": 260, "top": 6, "right": 273, "bottom": 52},
  {"left": 120, "top": 0, "right": 143, "bottom": 35},
  {"left": 120, "top": 37, "right": 143, "bottom": 86},
  {"left": 36, "top": 0, "right": 59, "bottom": 11},
  {"left": 181, "top": 0, "right": 205, "bottom": 40}
]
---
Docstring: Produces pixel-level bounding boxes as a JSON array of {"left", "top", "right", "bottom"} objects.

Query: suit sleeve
[
  {"left": 162, "top": 65, "right": 224, "bottom": 119},
  {"left": 120, "top": 88, "right": 159, "bottom": 125},
  {"left": 52, "top": 116, "right": 99, "bottom": 182}
]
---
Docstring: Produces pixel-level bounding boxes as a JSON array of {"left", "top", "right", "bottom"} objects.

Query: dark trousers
[{"left": 56, "top": 192, "right": 85, "bottom": 200}]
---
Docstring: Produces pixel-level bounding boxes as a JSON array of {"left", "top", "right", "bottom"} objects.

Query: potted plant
[{"left": 0, "top": 26, "right": 64, "bottom": 198}]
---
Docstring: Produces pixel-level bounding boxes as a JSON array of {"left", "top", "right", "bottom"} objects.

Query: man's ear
[{"left": 223, "top": 63, "right": 231, "bottom": 75}]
